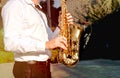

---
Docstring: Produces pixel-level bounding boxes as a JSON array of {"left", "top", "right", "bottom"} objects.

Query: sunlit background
[{"left": 0, "top": 0, "right": 120, "bottom": 78}]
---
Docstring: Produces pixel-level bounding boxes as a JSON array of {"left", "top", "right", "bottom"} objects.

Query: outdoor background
[
  {"left": 0, "top": 0, "right": 14, "bottom": 64},
  {"left": 0, "top": 0, "right": 120, "bottom": 78}
]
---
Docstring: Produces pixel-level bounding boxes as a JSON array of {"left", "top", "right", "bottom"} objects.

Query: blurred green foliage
[{"left": 0, "top": 27, "right": 14, "bottom": 64}]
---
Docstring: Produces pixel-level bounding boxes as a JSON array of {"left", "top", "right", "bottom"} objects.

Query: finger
[
  {"left": 60, "top": 37, "right": 68, "bottom": 47},
  {"left": 66, "top": 13, "right": 72, "bottom": 17},
  {"left": 67, "top": 19, "right": 74, "bottom": 24},
  {"left": 66, "top": 14, "right": 72, "bottom": 19},
  {"left": 58, "top": 43, "right": 67, "bottom": 50},
  {"left": 66, "top": 13, "right": 74, "bottom": 24},
  {"left": 57, "top": 36, "right": 68, "bottom": 47},
  {"left": 60, "top": 39, "right": 68, "bottom": 47}
]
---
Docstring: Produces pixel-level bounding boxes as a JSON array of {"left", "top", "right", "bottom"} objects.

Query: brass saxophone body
[{"left": 57, "top": 0, "right": 83, "bottom": 67}]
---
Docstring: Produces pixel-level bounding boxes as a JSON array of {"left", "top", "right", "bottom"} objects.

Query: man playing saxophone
[{"left": 1, "top": 0, "right": 74, "bottom": 78}]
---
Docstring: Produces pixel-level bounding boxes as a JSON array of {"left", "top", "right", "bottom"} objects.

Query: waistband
[{"left": 15, "top": 59, "right": 51, "bottom": 65}]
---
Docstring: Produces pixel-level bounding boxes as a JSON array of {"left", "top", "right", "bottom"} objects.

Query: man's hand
[
  {"left": 58, "top": 11, "right": 74, "bottom": 28},
  {"left": 46, "top": 36, "right": 68, "bottom": 50},
  {"left": 46, "top": 12, "right": 73, "bottom": 50},
  {"left": 66, "top": 12, "right": 74, "bottom": 24}
]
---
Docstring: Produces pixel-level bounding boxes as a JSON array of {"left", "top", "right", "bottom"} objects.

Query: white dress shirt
[{"left": 1, "top": 0, "right": 60, "bottom": 61}]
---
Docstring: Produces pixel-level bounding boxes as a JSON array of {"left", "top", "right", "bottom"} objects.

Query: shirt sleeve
[{"left": 1, "top": 5, "right": 46, "bottom": 53}]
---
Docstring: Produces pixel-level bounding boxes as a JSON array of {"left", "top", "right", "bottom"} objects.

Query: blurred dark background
[{"left": 80, "top": 9, "right": 120, "bottom": 60}]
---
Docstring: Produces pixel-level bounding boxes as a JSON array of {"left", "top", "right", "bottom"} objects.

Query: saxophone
[{"left": 57, "top": 0, "right": 84, "bottom": 67}]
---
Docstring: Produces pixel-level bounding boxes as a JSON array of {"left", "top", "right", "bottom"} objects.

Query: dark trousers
[{"left": 13, "top": 60, "right": 51, "bottom": 78}]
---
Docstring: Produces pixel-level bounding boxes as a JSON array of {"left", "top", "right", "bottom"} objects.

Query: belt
[
  {"left": 15, "top": 59, "right": 50, "bottom": 65},
  {"left": 27, "top": 60, "right": 37, "bottom": 64}
]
